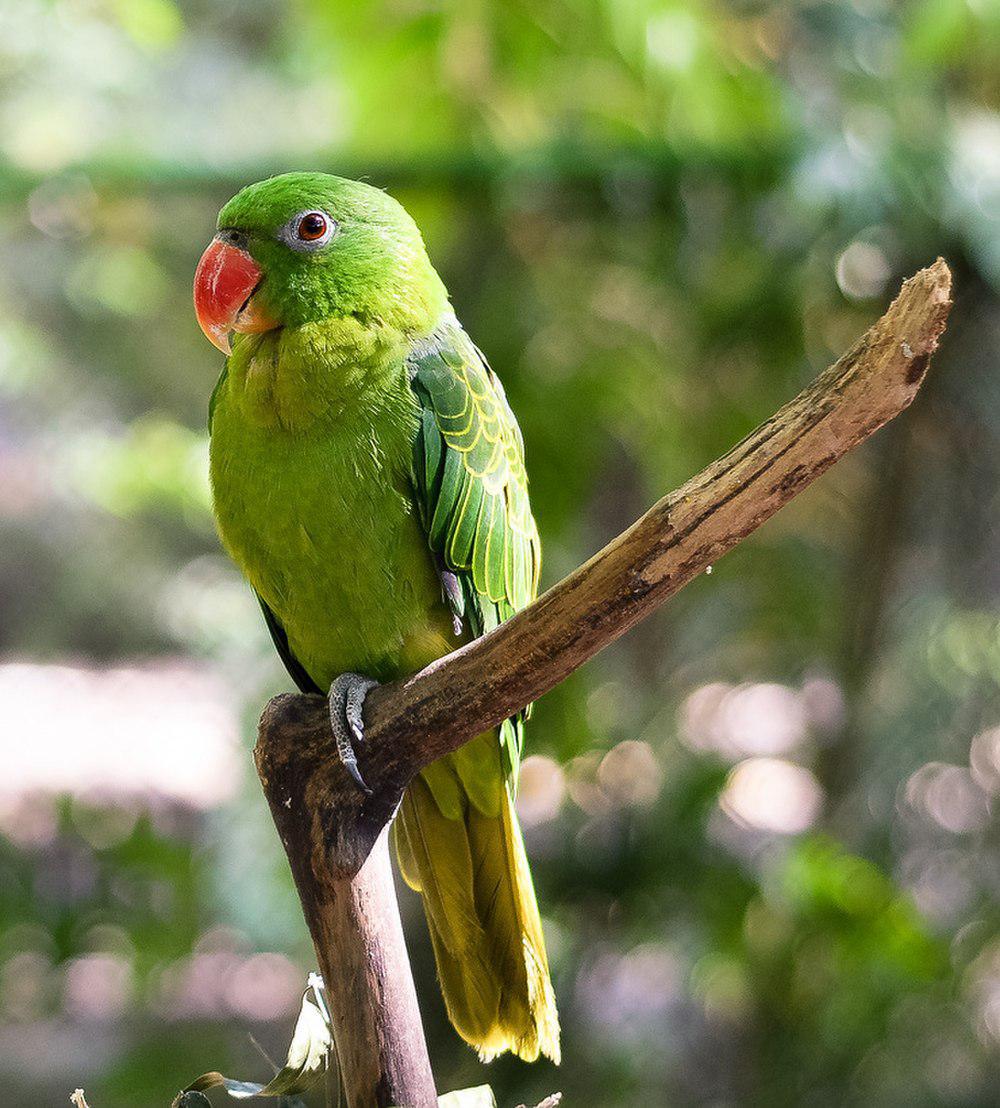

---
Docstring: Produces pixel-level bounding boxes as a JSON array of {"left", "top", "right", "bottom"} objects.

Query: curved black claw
[{"left": 328, "top": 672, "right": 380, "bottom": 795}]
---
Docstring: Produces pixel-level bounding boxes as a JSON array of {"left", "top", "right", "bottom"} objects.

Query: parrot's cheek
[
  {"left": 194, "top": 238, "right": 279, "bottom": 354},
  {"left": 234, "top": 289, "right": 281, "bottom": 337}
]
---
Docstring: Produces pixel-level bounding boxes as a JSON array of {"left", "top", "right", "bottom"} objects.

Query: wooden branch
[
  {"left": 258, "top": 259, "right": 951, "bottom": 859},
  {"left": 254, "top": 259, "right": 951, "bottom": 1107}
]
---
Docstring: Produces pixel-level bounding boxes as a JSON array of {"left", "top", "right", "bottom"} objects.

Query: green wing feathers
[
  {"left": 410, "top": 327, "right": 540, "bottom": 630},
  {"left": 396, "top": 322, "right": 559, "bottom": 1064},
  {"left": 410, "top": 325, "right": 541, "bottom": 782}
]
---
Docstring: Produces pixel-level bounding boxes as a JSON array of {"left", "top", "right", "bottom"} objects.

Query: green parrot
[{"left": 193, "top": 172, "right": 559, "bottom": 1065}]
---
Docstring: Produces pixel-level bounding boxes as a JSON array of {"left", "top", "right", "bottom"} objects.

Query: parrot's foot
[{"left": 328, "top": 672, "right": 380, "bottom": 795}]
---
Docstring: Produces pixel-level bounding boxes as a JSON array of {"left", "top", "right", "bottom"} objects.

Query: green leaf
[{"left": 175, "top": 978, "right": 331, "bottom": 1103}]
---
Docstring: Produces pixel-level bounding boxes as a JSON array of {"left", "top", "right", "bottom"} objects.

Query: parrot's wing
[
  {"left": 407, "top": 320, "right": 541, "bottom": 783},
  {"left": 408, "top": 321, "right": 540, "bottom": 634}
]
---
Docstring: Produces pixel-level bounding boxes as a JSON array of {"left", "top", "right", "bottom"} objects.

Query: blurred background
[{"left": 1, "top": 1, "right": 999, "bottom": 1105}]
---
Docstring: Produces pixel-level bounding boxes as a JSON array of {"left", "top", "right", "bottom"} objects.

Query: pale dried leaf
[
  {"left": 436, "top": 1087, "right": 497, "bottom": 1108},
  {"left": 174, "top": 980, "right": 331, "bottom": 1104},
  {"left": 392, "top": 1086, "right": 498, "bottom": 1108}
]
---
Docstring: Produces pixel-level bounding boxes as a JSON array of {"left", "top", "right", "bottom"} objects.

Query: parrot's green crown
[{"left": 217, "top": 172, "right": 447, "bottom": 332}]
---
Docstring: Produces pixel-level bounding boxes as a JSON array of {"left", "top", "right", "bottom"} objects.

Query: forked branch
[
  {"left": 252, "top": 259, "right": 951, "bottom": 1108},
  {"left": 257, "top": 258, "right": 952, "bottom": 872}
]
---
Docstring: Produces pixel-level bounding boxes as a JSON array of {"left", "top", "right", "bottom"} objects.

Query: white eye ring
[{"left": 281, "top": 210, "right": 338, "bottom": 251}]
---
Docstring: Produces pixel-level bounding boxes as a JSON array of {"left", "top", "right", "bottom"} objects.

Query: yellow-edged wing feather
[{"left": 394, "top": 319, "right": 559, "bottom": 1063}]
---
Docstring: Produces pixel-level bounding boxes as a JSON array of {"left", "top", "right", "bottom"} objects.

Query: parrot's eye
[
  {"left": 283, "top": 210, "right": 338, "bottom": 250},
  {"left": 297, "top": 212, "right": 329, "bottom": 240}
]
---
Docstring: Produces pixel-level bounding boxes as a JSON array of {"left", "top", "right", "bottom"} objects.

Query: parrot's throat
[{"left": 227, "top": 316, "right": 415, "bottom": 432}]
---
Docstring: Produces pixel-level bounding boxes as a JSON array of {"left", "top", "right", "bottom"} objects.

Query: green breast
[{"left": 208, "top": 326, "right": 452, "bottom": 687}]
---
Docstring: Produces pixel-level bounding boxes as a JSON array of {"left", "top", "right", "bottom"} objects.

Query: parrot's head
[{"left": 194, "top": 172, "right": 446, "bottom": 354}]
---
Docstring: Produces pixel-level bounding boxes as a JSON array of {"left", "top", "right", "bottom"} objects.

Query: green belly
[{"left": 209, "top": 365, "right": 453, "bottom": 688}]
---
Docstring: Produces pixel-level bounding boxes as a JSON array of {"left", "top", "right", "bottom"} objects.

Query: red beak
[{"left": 194, "top": 237, "right": 277, "bottom": 355}]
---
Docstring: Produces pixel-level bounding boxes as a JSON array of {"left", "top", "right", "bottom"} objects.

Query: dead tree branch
[{"left": 254, "top": 259, "right": 951, "bottom": 1107}]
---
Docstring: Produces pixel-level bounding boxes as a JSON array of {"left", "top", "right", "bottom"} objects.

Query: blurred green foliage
[{"left": 1, "top": 0, "right": 999, "bottom": 1105}]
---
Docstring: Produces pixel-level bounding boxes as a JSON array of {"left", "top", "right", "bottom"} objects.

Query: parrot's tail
[{"left": 393, "top": 737, "right": 560, "bottom": 1065}]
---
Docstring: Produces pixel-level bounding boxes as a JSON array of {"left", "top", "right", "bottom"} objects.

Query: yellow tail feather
[{"left": 393, "top": 752, "right": 560, "bottom": 1064}]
